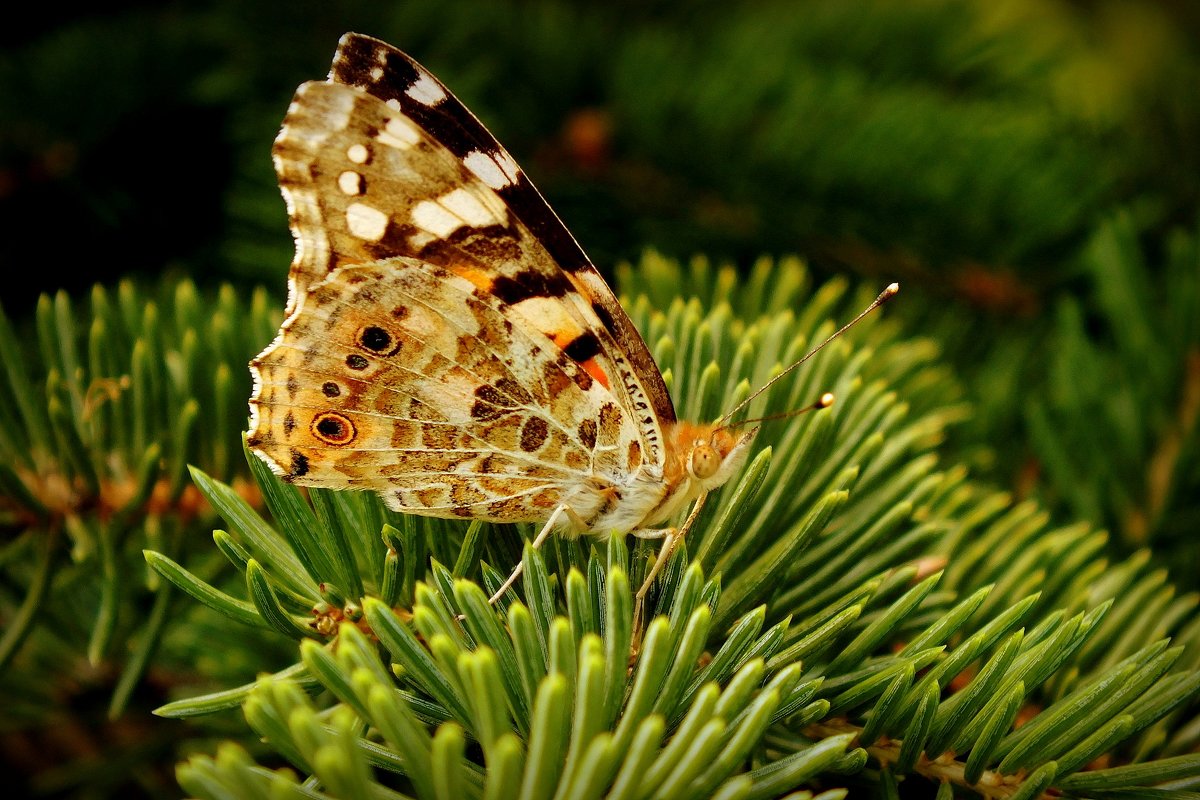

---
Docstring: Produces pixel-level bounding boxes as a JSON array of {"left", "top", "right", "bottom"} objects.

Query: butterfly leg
[
  {"left": 632, "top": 493, "right": 709, "bottom": 641},
  {"left": 631, "top": 529, "right": 679, "bottom": 646},
  {"left": 630, "top": 528, "right": 671, "bottom": 540},
  {"left": 487, "top": 503, "right": 583, "bottom": 606}
]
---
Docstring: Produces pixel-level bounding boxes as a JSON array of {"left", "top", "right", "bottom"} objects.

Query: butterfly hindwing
[{"left": 249, "top": 258, "right": 651, "bottom": 523}]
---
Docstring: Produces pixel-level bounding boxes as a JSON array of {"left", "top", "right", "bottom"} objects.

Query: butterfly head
[
  {"left": 676, "top": 423, "right": 756, "bottom": 492},
  {"left": 678, "top": 388, "right": 839, "bottom": 494}
]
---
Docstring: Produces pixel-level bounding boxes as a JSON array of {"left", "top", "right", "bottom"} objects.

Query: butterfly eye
[
  {"left": 689, "top": 443, "right": 720, "bottom": 480},
  {"left": 311, "top": 412, "right": 357, "bottom": 445}
]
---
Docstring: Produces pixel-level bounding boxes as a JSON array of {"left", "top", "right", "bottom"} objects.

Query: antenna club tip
[
  {"left": 817, "top": 392, "right": 835, "bottom": 409},
  {"left": 883, "top": 282, "right": 900, "bottom": 298}
]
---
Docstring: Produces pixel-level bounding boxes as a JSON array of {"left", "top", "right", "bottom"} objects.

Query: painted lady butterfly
[{"left": 247, "top": 33, "right": 896, "bottom": 609}]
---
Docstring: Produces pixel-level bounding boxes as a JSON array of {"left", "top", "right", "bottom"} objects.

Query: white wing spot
[
  {"left": 338, "top": 171, "right": 364, "bottom": 196},
  {"left": 411, "top": 186, "right": 506, "bottom": 239},
  {"left": 494, "top": 150, "right": 521, "bottom": 183},
  {"left": 405, "top": 72, "right": 447, "bottom": 106},
  {"left": 411, "top": 199, "right": 463, "bottom": 239},
  {"left": 346, "top": 202, "right": 389, "bottom": 241},
  {"left": 439, "top": 187, "right": 502, "bottom": 227},
  {"left": 370, "top": 66, "right": 384, "bottom": 81},
  {"left": 377, "top": 116, "right": 421, "bottom": 150},
  {"left": 347, "top": 143, "right": 369, "bottom": 164},
  {"left": 464, "top": 150, "right": 511, "bottom": 189},
  {"left": 475, "top": 184, "right": 510, "bottom": 221}
]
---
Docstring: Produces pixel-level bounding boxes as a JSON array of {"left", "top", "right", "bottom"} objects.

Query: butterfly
[{"left": 247, "top": 33, "right": 895, "bottom": 611}]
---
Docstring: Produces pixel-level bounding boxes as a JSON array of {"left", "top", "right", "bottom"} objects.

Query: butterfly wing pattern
[{"left": 248, "top": 34, "right": 754, "bottom": 568}]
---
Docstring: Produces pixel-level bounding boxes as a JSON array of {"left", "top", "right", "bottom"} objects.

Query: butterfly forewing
[{"left": 328, "top": 33, "right": 676, "bottom": 432}]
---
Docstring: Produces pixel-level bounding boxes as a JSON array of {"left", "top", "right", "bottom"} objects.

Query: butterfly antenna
[
  {"left": 725, "top": 392, "right": 835, "bottom": 430},
  {"left": 718, "top": 283, "right": 899, "bottom": 426}
]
